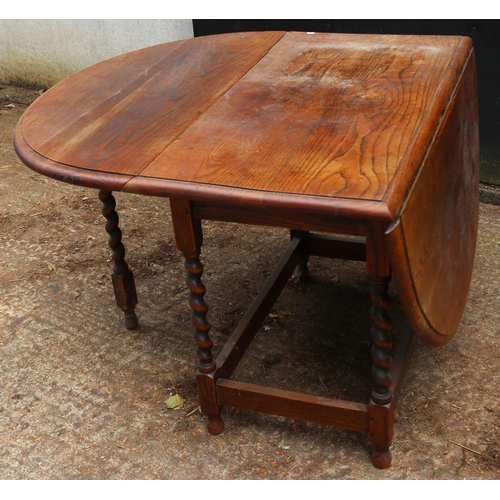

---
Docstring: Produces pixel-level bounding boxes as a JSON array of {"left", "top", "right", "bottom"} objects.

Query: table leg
[
  {"left": 170, "top": 199, "right": 224, "bottom": 435},
  {"left": 366, "top": 221, "right": 393, "bottom": 468},
  {"left": 290, "top": 230, "right": 310, "bottom": 282},
  {"left": 368, "top": 274, "right": 393, "bottom": 468},
  {"left": 99, "top": 190, "right": 138, "bottom": 329}
]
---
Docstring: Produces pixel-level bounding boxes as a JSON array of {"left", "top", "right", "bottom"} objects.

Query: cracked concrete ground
[{"left": 1, "top": 86, "right": 499, "bottom": 480}]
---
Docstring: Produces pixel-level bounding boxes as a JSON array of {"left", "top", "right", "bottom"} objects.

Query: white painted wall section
[{"left": 0, "top": 19, "right": 194, "bottom": 88}]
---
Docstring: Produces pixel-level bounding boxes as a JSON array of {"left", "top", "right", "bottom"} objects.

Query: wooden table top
[{"left": 15, "top": 31, "right": 473, "bottom": 221}]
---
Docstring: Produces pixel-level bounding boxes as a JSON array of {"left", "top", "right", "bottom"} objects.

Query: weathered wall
[{"left": 0, "top": 19, "right": 193, "bottom": 88}]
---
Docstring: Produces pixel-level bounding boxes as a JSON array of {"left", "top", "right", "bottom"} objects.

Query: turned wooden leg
[
  {"left": 184, "top": 250, "right": 216, "bottom": 374},
  {"left": 170, "top": 198, "right": 224, "bottom": 434},
  {"left": 99, "top": 190, "right": 138, "bottom": 329},
  {"left": 290, "top": 230, "right": 310, "bottom": 282},
  {"left": 370, "top": 275, "right": 393, "bottom": 406},
  {"left": 366, "top": 221, "right": 393, "bottom": 468},
  {"left": 368, "top": 274, "right": 393, "bottom": 468}
]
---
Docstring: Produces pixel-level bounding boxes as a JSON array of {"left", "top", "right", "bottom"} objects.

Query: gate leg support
[
  {"left": 290, "top": 230, "right": 310, "bottom": 282},
  {"left": 99, "top": 190, "right": 138, "bottom": 329}
]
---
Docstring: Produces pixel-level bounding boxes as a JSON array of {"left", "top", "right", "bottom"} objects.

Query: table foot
[
  {"left": 207, "top": 413, "right": 225, "bottom": 435},
  {"left": 295, "top": 261, "right": 310, "bottom": 282},
  {"left": 372, "top": 446, "right": 392, "bottom": 469},
  {"left": 124, "top": 310, "right": 139, "bottom": 330}
]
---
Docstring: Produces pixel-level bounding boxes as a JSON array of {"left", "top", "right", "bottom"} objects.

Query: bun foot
[
  {"left": 372, "top": 447, "right": 392, "bottom": 469},
  {"left": 296, "top": 262, "right": 310, "bottom": 282},
  {"left": 207, "top": 414, "right": 225, "bottom": 435},
  {"left": 124, "top": 311, "right": 139, "bottom": 329}
]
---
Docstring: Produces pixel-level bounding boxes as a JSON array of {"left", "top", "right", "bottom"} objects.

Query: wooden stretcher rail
[
  {"left": 216, "top": 379, "right": 369, "bottom": 433},
  {"left": 305, "top": 234, "right": 366, "bottom": 262},
  {"left": 191, "top": 203, "right": 368, "bottom": 235},
  {"left": 216, "top": 235, "right": 304, "bottom": 379}
]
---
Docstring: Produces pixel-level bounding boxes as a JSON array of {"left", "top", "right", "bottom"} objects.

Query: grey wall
[{"left": 0, "top": 19, "right": 194, "bottom": 88}]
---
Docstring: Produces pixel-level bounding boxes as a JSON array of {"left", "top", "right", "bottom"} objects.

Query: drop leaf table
[{"left": 14, "top": 31, "right": 480, "bottom": 468}]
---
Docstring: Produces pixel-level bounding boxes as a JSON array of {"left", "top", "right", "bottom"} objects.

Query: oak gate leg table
[{"left": 14, "top": 32, "right": 480, "bottom": 468}]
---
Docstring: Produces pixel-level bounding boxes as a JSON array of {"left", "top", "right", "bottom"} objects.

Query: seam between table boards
[{"left": 121, "top": 31, "right": 288, "bottom": 190}]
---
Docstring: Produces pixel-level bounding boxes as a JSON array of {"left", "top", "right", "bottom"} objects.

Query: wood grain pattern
[
  {"left": 14, "top": 31, "right": 479, "bottom": 346},
  {"left": 13, "top": 129, "right": 133, "bottom": 191},
  {"left": 16, "top": 32, "right": 472, "bottom": 223},
  {"left": 140, "top": 33, "right": 463, "bottom": 205},
  {"left": 21, "top": 31, "right": 284, "bottom": 175},
  {"left": 386, "top": 49, "right": 479, "bottom": 345}
]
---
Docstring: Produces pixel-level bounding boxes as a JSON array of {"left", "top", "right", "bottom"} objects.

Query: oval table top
[
  {"left": 14, "top": 31, "right": 480, "bottom": 345},
  {"left": 16, "top": 31, "right": 472, "bottom": 221}
]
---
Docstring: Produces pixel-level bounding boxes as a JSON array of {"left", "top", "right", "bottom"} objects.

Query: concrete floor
[{"left": 1, "top": 88, "right": 499, "bottom": 481}]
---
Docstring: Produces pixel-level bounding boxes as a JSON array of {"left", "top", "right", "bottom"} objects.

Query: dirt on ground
[{"left": 1, "top": 86, "right": 499, "bottom": 480}]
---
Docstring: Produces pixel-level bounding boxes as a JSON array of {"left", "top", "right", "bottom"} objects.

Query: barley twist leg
[{"left": 99, "top": 190, "right": 138, "bottom": 329}]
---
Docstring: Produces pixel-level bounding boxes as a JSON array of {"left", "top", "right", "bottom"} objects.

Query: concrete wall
[{"left": 0, "top": 19, "right": 194, "bottom": 88}]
